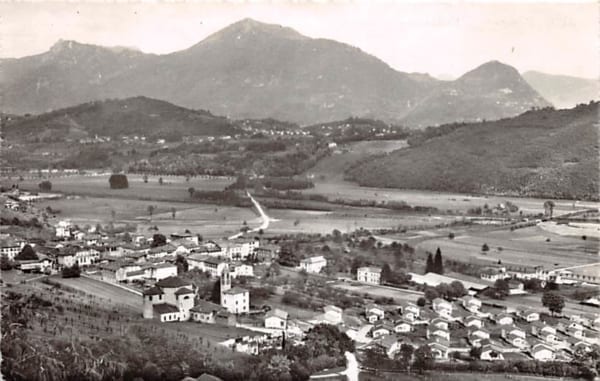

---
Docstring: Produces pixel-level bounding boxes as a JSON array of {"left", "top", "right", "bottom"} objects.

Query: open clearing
[
  {"left": 416, "top": 225, "right": 599, "bottom": 270},
  {"left": 303, "top": 178, "right": 599, "bottom": 215},
  {"left": 12, "top": 174, "right": 233, "bottom": 201}
]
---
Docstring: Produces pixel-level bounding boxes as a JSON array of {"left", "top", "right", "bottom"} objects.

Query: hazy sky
[{"left": 1, "top": 1, "right": 597, "bottom": 79}]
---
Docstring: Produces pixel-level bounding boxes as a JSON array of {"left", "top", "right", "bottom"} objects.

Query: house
[
  {"left": 494, "top": 313, "right": 514, "bottom": 326},
  {"left": 394, "top": 320, "right": 412, "bottom": 333},
  {"left": 0, "top": 238, "right": 24, "bottom": 260},
  {"left": 230, "top": 263, "right": 254, "bottom": 278},
  {"left": 480, "top": 345, "right": 504, "bottom": 361},
  {"left": 191, "top": 300, "right": 225, "bottom": 324},
  {"left": 17, "top": 255, "right": 52, "bottom": 273},
  {"left": 265, "top": 308, "right": 289, "bottom": 330},
  {"left": 365, "top": 303, "right": 385, "bottom": 323},
  {"left": 221, "top": 239, "right": 259, "bottom": 260},
  {"left": 146, "top": 262, "right": 178, "bottom": 281},
  {"left": 375, "top": 334, "right": 402, "bottom": 358},
  {"left": 428, "top": 341, "right": 449, "bottom": 360},
  {"left": 427, "top": 326, "right": 450, "bottom": 341},
  {"left": 430, "top": 317, "right": 449, "bottom": 331},
  {"left": 531, "top": 343, "right": 555, "bottom": 361},
  {"left": 324, "top": 305, "right": 343, "bottom": 324},
  {"left": 468, "top": 328, "right": 490, "bottom": 346},
  {"left": 371, "top": 321, "right": 393, "bottom": 338},
  {"left": 464, "top": 315, "right": 483, "bottom": 329},
  {"left": 531, "top": 321, "right": 557, "bottom": 337},
  {"left": 254, "top": 245, "right": 279, "bottom": 263},
  {"left": 300, "top": 256, "right": 327, "bottom": 273},
  {"left": 142, "top": 276, "right": 196, "bottom": 322},
  {"left": 505, "top": 332, "right": 528, "bottom": 349},
  {"left": 55, "top": 220, "right": 74, "bottom": 238},
  {"left": 357, "top": 266, "right": 382, "bottom": 284},
  {"left": 187, "top": 254, "right": 228, "bottom": 277},
  {"left": 170, "top": 232, "right": 200, "bottom": 246},
  {"left": 502, "top": 326, "right": 526, "bottom": 340},
  {"left": 480, "top": 267, "right": 507, "bottom": 282},
  {"left": 432, "top": 298, "right": 453, "bottom": 318},
  {"left": 57, "top": 246, "right": 100, "bottom": 268},
  {"left": 400, "top": 302, "right": 420, "bottom": 321},
  {"left": 460, "top": 296, "right": 482, "bottom": 313},
  {"left": 518, "top": 309, "right": 540, "bottom": 322}
]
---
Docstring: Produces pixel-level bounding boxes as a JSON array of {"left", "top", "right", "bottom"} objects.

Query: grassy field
[
  {"left": 303, "top": 179, "right": 599, "bottom": 215},
  {"left": 359, "top": 371, "right": 580, "bottom": 381},
  {"left": 11, "top": 174, "right": 234, "bottom": 201},
  {"left": 416, "top": 225, "right": 599, "bottom": 270}
]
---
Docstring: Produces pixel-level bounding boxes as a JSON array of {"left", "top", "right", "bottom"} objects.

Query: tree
[
  {"left": 493, "top": 278, "right": 510, "bottom": 298},
  {"left": 15, "top": 245, "right": 38, "bottom": 261},
  {"left": 171, "top": 207, "right": 176, "bottom": 219},
  {"left": 188, "top": 187, "right": 195, "bottom": 198},
  {"left": 62, "top": 262, "right": 81, "bottom": 278},
  {"left": 543, "top": 200, "right": 555, "bottom": 218},
  {"left": 1, "top": 254, "right": 13, "bottom": 271},
  {"left": 38, "top": 180, "right": 52, "bottom": 192},
  {"left": 175, "top": 254, "right": 188, "bottom": 273},
  {"left": 108, "top": 174, "right": 129, "bottom": 189},
  {"left": 143, "top": 174, "right": 148, "bottom": 183},
  {"left": 542, "top": 291, "right": 565, "bottom": 316},
  {"left": 381, "top": 263, "right": 392, "bottom": 283},
  {"left": 396, "top": 343, "right": 414, "bottom": 370},
  {"left": 469, "top": 345, "right": 482, "bottom": 359},
  {"left": 151, "top": 233, "right": 166, "bottom": 247},
  {"left": 433, "top": 247, "right": 444, "bottom": 274},
  {"left": 416, "top": 297, "right": 427, "bottom": 307},
  {"left": 158, "top": 177, "right": 164, "bottom": 186},
  {"left": 413, "top": 345, "right": 434, "bottom": 373},
  {"left": 147, "top": 205, "right": 155, "bottom": 221},
  {"left": 425, "top": 253, "right": 434, "bottom": 274},
  {"left": 424, "top": 287, "right": 439, "bottom": 302},
  {"left": 210, "top": 279, "right": 221, "bottom": 304},
  {"left": 449, "top": 280, "right": 466, "bottom": 298},
  {"left": 482, "top": 243, "right": 490, "bottom": 252}
]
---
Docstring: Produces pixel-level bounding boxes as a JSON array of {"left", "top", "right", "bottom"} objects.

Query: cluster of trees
[
  {"left": 482, "top": 279, "right": 511, "bottom": 299},
  {"left": 424, "top": 248, "right": 444, "bottom": 274},
  {"left": 542, "top": 291, "right": 565, "bottom": 316},
  {"left": 38, "top": 180, "right": 52, "bottom": 191},
  {"left": 108, "top": 174, "right": 129, "bottom": 189},
  {"left": 61, "top": 263, "right": 81, "bottom": 278},
  {"left": 422, "top": 280, "right": 467, "bottom": 302}
]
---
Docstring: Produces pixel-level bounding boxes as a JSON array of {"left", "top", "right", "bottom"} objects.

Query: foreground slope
[
  {"left": 1, "top": 19, "right": 548, "bottom": 126},
  {"left": 346, "top": 102, "right": 599, "bottom": 200}
]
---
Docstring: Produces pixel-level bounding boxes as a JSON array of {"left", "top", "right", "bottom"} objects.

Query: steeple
[{"left": 220, "top": 264, "right": 231, "bottom": 306}]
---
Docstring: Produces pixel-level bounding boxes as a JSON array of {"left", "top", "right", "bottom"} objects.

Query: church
[{"left": 142, "top": 264, "right": 250, "bottom": 322}]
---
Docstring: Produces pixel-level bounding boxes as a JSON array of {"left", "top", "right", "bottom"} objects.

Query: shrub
[
  {"left": 109, "top": 174, "right": 129, "bottom": 189},
  {"left": 38, "top": 180, "right": 52, "bottom": 191}
]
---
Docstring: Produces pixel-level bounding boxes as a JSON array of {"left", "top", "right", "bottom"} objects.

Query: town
[{"left": 1, "top": 181, "right": 599, "bottom": 381}]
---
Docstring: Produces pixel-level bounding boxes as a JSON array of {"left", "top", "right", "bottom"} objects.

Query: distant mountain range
[
  {"left": 346, "top": 102, "right": 600, "bottom": 200},
  {"left": 1, "top": 18, "right": 555, "bottom": 127},
  {"left": 522, "top": 71, "right": 599, "bottom": 109}
]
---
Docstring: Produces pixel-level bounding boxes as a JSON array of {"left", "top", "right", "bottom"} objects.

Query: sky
[{"left": 1, "top": 1, "right": 597, "bottom": 79}]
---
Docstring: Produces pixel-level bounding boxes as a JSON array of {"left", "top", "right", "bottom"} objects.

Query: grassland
[{"left": 359, "top": 371, "right": 580, "bottom": 381}]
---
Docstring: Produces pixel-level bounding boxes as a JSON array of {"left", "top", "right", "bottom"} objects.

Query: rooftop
[
  {"left": 223, "top": 287, "right": 248, "bottom": 295},
  {"left": 156, "top": 276, "right": 192, "bottom": 289},
  {"left": 153, "top": 303, "right": 180, "bottom": 315}
]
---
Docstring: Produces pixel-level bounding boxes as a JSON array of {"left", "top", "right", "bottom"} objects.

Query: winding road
[{"left": 228, "top": 191, "right": 274, "bottom": 240}]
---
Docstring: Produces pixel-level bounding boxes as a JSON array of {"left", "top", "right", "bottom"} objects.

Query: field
[
  {"left": 415, "top": 224, "right": 599, "bottom": 270},
  {"left": 332, "top": 282, "right": 422, "bottom": 303},
  {"left": 303, "top": 179, "right": 599, "bottom": 215},
  {"left": 359, "top": 371, "right": 580, "bottom": 381},
  {"left": 11, "top": 173, "right": 234, "bottom": 201}
]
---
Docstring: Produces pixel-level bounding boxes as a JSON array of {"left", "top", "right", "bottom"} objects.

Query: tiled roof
[
  {"left": 156, "top": 276, "right": 191, "bottom": 288},
  {"left": 175, "top": 287, "right": 194, "bottom": 295},
  {"left": 223, "top": 287, "right": 248, "bottom": 295},
  {"left": 266, "top": 308, "right": 289, "bottom": 320},
  {"left": 153, "top": 303, "right": 180, "bottom": 315},
  {"left": 143, "top": 286, "right": 164, "bottom": 296},
  {"left": 190, "top": 300, "right": 223, "bottom": 313}
]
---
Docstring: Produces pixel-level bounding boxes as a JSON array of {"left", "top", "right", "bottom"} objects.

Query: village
[{"left": 2, "top": 185, "right": 599, "bottom": 381}]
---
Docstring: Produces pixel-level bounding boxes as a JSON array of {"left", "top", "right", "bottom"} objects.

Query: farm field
[
  {"left": 48, "top": 275, "right": 143, "bottom": 312},
  {"left": 359, "top": 371, "right": 580, "bottom": 381},
  {"left": 332, "top": 282, "right": 422, "bottom": 303},
  {"left": 416, "top": 225, "right": 599, "bottom": 270},
  {"left": 303, "top": 178, "right": 599, "bottom": 215},
  {"left": 12, "top": 174, "right": 234, "bottom": 201}
]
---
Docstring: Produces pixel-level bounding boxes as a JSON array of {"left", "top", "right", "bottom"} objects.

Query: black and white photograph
[{"left": 1, "top": 1, "right": 599, "bottom": 380}]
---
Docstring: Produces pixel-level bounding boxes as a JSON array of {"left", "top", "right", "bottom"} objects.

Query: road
[{"left": 228, "top": 191, "right": 273, "bottom": 239}]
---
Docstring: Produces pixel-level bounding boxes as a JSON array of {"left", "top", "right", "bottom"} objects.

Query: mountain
[
  {"left": 523, "top": 71, "right": 599, "bottom": 109},
  {"left": 3, "top": 96, "right": 239, "bottom": 143},
  {"left": 0, "top": 18, "right": 549, "bottom": 126},
  {"left": 401, "top": 61, "right": 551, "bottom": 128},
  {"left": 346, "top": 102, "right": 599, "bottom": 200}
]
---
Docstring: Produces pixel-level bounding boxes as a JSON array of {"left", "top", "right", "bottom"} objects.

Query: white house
[
  {"left": 401, "top": 302, "right": 420, "bottom": 321},
  {"left": 480, "top": 345, "right": 504, "bottom": 361},
  {"left": 494, "top": 313, "right": 514, "bottom": 326},
  {"left": 460, "top": 296, "right": 482, "bottom": 313},
  {"left": 432, "top": 298, "right": 453, "bottom": 318},
  {"left": 0, "top": 238, "right": 24, "bottom": 260},
  {"left": 394, "top": 320, "right": 412, "bottom": 333},
  {"left": 464, "top": 315, "right": 483, "bottom": 329},
  {"left": 531, "top": 343, "right": 555, "bottom": 361},
  {"left": 427, "top": 327, "right": 450, "bottom": 341},
  {"left": 57, "top": 246, "right": 100, "bottom": 268},
  {"left": 55, "top": 220, "right": 74, "bottom": 238},
  {"left": 231, "top": 263, "right": 254, "bottom": 278},
  {"left": 519, "top": 309, "right": 540, "bottom": 322},
  {"left": 430, "top": 317, "right": 449, "bottom": 331},
  {"left": 428, "top": 341, "right": 449, "bottom": 360},
  {"left": 265, "top": 308, "right": 289, "bottom": 330},
  {"left": 190, "top": 300, "right": 224, "bottom": 324},
  {"left": 365, "top": 303, "right": 385, "bottom": 323},
  {"left": 187, "top": 254, "right": 228, "bottom": 277},
  {"left": 357, "top": 266, "right": 382, "bottom": 284},
  {"left": 300, "top": 256, "right": 327, "bottom": 273},
  {"left": 142, "top": 276, "right": 196, "bottom": 322}
]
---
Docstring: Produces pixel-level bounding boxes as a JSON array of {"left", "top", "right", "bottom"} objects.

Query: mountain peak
[
  {"left": 201, "top": 18, "right": 307, "bottom": 44},
  {"left": 460, "top": 60, "right": 520, "bottom": 80}
]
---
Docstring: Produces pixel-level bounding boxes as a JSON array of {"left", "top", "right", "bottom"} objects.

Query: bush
[
  {"left": 38, "top": 180, "right": 52, "bottom": 191},
  {"left": 109, "top": 174, "right": 129, "bottom": 189},
  {"left": 62, "top": 263, "right": 81, "bottom": 278}
]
